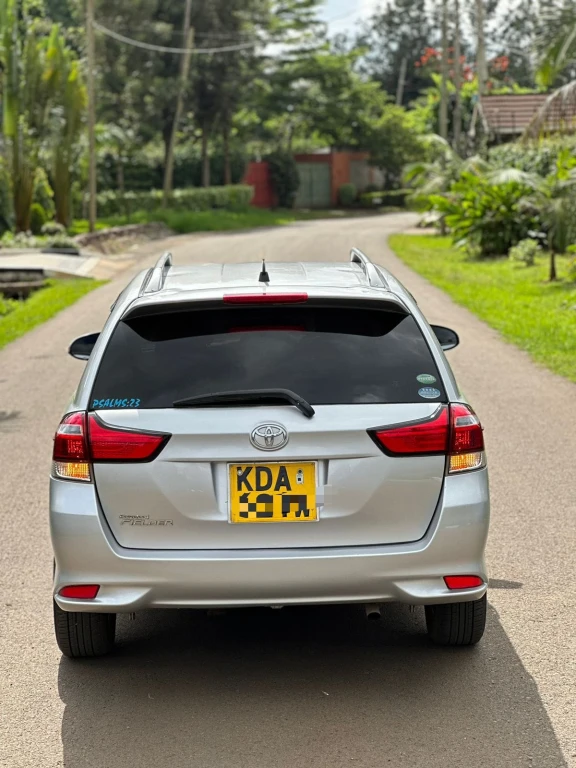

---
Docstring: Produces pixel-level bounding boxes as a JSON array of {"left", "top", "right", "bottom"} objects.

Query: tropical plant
[
  {"left": 50, "top": 42, "right": 87, "bottom": 226},
  {"left": 0, "top": 5, "right": 61, "bottom": 231},
  {"left": 491, "top": 150, "right": 576, "bottom": 279},
  {"left": 535, "top": 4, "right": 576, "bottom": 89},
  {"left": 33, "top": 167, "right": 56, "bottom": 219},
  {"left": 429, "top": 171, "right": 538, "bottom": 258}
]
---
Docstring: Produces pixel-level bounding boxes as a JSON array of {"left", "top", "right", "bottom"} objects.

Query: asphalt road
[{"left": 1, "top": 213, "right": 575, "bottom": 768}]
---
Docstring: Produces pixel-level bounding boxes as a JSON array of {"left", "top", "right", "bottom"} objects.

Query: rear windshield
[{"left": 90, "top": 304, "right": 446, "bottom": 409}]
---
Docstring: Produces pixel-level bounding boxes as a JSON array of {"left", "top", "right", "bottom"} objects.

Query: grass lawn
[
  {"left": 0, "top": 278, "right": 104, "bottom": 350},
  {"left": 70, "top": 207, "right": 374, "bottom": 236},
  {"left": 389, "top": 234, "right": 576, "bottom": 383}
]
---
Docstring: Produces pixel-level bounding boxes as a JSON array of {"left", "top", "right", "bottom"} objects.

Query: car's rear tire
[
  {"left": 425, "top": 593, "right": 487, "bottom": 646},
  {"left": 53, "top": 600, "right": 116, "bottom": 658}
]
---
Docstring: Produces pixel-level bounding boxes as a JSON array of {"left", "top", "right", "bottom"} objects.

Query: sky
[{"left": 320, "top": 0, "right": 381, "bottom": 34}]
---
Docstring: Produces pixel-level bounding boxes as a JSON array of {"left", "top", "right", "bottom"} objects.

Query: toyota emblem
[{"left": 250, "top": 424, "right": 289, "bottom": 451}]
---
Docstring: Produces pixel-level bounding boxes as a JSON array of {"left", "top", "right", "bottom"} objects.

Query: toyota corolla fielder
[{"left": 51, "top": 249, "right": 489, "bottom": 658}]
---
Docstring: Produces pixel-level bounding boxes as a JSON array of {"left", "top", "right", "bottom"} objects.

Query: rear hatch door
[{"left": 89, "top": 300, "right": 447, "bottom": 549}]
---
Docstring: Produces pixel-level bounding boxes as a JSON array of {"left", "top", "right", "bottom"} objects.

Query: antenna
[{"left": 259, "top": 259, "right": 270, "bottom": 283}]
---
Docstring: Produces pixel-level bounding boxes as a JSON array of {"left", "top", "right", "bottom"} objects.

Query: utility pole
[
  {"left": 86, "top": 0, "right": 97, "bottom": 232},
  {"left": 475, "top": 0, "right": 487, "bottom": 97},
  {"left": 396, "top": 57, "right": 407, "bottom": 106},
  {"left": 453, "top": 0, "right": 462, "bottom": 154},
  {"left": 439, "top": 0, "right": 449, "bottom": 141},
  {"left": 163, "top": 0, "right": 194, "bottom": 207}
]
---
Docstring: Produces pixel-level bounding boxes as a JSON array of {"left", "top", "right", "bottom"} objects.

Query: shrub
[
  {"left": 33, "top": 168, "right": 56, "bottom": 219},
  {"left": 29, "top": 203, "right": 48, "bottom": 235},
  {"left": 360, "top": 190, "right": 409, "bottom": 208},
  {"left": 266, "top": 152, "right": 300, "bottom": 208},
  {"left": 509, "top": 238, "right": 541, "bottom": 266},
  {"left": 0, "top": 295, "right": 18, "bottom": 317},
  {"left": 41, "top": 221, "right": 67, "bottom": 236},
  {"left": 430, "top": 172, "right": 537, "bottom": 257},
  {"left": 489, "top": 137, "right": 576, "bottom": 179},
  {"left": 46, "top": 233, "right": 79, "bottom": 250},
  {"left": 338, "top": 183, "right": 357, "bottom": 206},
  {"left": 94, "top": 185, "right": 254, "bottom": 218}
]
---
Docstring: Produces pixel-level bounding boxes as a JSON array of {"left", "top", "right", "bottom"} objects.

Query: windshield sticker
[
  {"left": 416, "top": 373, "right": 437, "bottom": 384},
  {"left": 92, "top": 398, "right": 141, "bottom": 409},
  {"left": 418, "top": 387, "right": 441, "bottom": 400}
]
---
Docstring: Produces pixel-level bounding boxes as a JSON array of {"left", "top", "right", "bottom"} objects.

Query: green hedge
[
  {"left": 95, "top": 185, "right": 254, "bottom": 218},
  {"left": 359, "top": 190, "right": 409, "bottom": 208},
  {"left": 488, "top": 137, "right": 576, "bottom": 178}
]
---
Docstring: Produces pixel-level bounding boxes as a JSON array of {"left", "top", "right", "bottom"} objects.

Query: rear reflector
[
  {"left": 370, "top": 402, "right": 485, "bottom": 474},
  {"left": 223, "top": 293, "right": 308, "bottom": 304},
  {"left": 444, "top": 576, "right": 484, "bottom": 590},
  {"left": 88, "top": 414, "right": 169, "bottom": 462},
  {"left": 59, "top": 585, "right": 100, "bottom": 599}
]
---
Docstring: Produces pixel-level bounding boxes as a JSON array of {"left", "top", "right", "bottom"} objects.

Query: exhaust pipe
[{"left": 365, "top": 603, "right": 382, "bottom": 621}]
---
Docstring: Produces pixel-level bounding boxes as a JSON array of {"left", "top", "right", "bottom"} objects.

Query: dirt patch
[{"left": 75, "top": 223, "right": 173, "bottom": 255}]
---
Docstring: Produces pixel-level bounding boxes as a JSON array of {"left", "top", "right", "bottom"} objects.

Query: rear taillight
[
  {"left": 53, "top": 412, "right": 91, "bottom": 481},
  {"left": 372, "top": 406, "right": 449, "bottom": 456},
  {"left": 88, "top": 414, "right": 169, "bottom": 462},
  {"left": 370, "top": 403, "right": 485, "bottom": 474},
  {"left": 52, "top": 412, "right": 170, "bottom": 482},
  {"left": 448, "top": 403, "right": 484, "bottom": 473}
]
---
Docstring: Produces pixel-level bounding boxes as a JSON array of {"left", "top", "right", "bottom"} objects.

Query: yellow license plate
[{"left": 229, "top": 462, "right": 317, "bottom": 523}]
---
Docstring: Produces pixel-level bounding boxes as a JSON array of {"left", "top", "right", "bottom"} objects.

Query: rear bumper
[{"left": 50, "top": 469, "right": 489, "bottom": 612}]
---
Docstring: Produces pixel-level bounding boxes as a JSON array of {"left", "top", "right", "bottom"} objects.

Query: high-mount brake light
[
  {"left": 223, "top": 293, "right": 308, "bottom": 304},
  {"left": 52, "top": 412, "right": 171, "bottom": 482},
  {"left": 370, "top": 403, "right": 485, "bottom": 474}
]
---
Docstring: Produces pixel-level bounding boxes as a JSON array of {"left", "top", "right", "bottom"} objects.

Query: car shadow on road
[{"left": 58, "top": 602, "right": 567, "bottom": 768}]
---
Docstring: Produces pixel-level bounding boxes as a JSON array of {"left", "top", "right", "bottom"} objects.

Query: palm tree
[
  {"left": 535, "top": 5, "right": 576, "bottom": 90},
  {"left": 490, "top": 151, "right": 576, "bottom": 281}
]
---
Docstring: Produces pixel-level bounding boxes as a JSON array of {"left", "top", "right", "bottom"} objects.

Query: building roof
[{"left": 481, "top": 94, "right": 551, "bottom": 135}]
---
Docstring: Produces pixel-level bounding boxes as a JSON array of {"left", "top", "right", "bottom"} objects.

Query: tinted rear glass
[{"left": 90, "top": 304, "right": 445, "bottom": 409}]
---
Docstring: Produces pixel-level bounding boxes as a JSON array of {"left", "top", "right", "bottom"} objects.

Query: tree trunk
[
  {"left": 54, "top": 161, "right": 70, "bottom": 227},
  {"left": 117, "top": 160, "right": 125, "bottom": 195},
  {"left": 223, "top": 121, "right": 232, "bottom": 186},
  {"left": 201, "top": 123, "right": 210, "bottom": 188},
  {"left": 453, "top": 0, "right": 462, "bottom": 155},
  {"left": 439, "top": 0, "right": 449, "bottom": 141},
  {"left": 549, "top": 249, "right": 557, "bottom": 281},
  {"left": 475, "top": 0, "right": 487, "bottom": 96}
]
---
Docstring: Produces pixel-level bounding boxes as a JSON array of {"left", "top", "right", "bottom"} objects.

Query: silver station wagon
[{"left": 51, "top": 249, "right": 489, "bottom": 657}]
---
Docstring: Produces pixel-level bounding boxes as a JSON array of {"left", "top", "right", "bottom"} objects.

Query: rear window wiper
[{"left": 173, "top": 388, "right": 315, "bottom": 419}]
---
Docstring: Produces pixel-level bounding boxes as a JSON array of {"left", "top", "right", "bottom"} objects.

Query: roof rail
[
  {"left": 140, "top": 252, "right": 173, "bottom": 296},
  {"left": 350, "top": 248, "right": 389, "bottom": 290}
]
